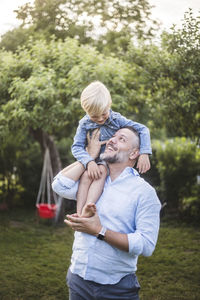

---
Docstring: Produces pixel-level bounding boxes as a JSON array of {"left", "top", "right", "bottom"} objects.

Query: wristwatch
[{"left": 97, "top": 226, "right": 107, "bottom": 240}]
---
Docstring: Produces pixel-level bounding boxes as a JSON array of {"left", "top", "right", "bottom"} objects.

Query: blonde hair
[{"left": 81, "top": 81, "right": 112, "bottom": 115}]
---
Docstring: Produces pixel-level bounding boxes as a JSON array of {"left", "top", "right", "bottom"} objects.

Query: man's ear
[{"left": 129, "top": 149, "right": 139, "bottom": 160}]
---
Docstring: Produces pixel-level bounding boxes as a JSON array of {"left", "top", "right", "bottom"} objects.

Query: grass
[
  {"left": 137, "top": 220, "right": 200, "bottom": 300},
  {"left": 0, "top": 208, "right": 199, "bottom": 300}
]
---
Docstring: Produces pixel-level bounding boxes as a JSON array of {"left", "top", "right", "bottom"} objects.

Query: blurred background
[
  {"left": 0, "top": 1, "right": 199, "bottom": 299},
  {"left": 0, "top": 0, "right": 199, "bottom": 222}
]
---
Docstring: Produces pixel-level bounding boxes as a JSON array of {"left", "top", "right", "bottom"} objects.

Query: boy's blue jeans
[{"left": 66, "top": 268, "right": 140, "bottom": 300}]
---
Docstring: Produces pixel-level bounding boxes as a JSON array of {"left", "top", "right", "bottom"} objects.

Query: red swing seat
[
  {"left": 36, "top": 203, "right": 57, "bottom": 219},
  {"left": 36, "top": 148, "right": 59, "bottom": 220}
]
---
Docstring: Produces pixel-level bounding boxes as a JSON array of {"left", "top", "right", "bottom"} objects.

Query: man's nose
[{"left": 109, "top": 136, "right": 117, "bottom": 143}]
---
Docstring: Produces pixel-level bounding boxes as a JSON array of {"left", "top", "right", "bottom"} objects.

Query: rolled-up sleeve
[
  {"left": 128, "top": 189, "right": 161, "bottom": 257},
  {"left": 52, "top": 172, "right": 79, "bottom": 200}
]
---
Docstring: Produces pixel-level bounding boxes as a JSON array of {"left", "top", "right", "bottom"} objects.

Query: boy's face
[{"left": 88, "top": 109, "right": 110, "bottom": 125}]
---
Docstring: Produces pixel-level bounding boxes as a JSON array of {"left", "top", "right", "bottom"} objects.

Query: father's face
[{"left": 100, "top": 128, "right": 138, "bottom": 164}]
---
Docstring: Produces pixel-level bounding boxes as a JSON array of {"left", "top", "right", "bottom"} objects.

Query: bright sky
[{"left": 0, "top": 0, "right": 199, "bottom": 36}]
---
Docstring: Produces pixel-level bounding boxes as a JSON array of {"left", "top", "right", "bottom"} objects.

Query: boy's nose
[{"left": 98, "top": 117, "right": 104, "bottom": 122}]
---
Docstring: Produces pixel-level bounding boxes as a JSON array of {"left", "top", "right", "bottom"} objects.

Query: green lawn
[{"left": 0, "top": 209, "right": 199, "bottom": 300}]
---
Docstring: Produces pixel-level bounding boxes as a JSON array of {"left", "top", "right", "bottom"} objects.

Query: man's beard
[{"left": 100, "top": 150, "right": 130, "bottom": 164}]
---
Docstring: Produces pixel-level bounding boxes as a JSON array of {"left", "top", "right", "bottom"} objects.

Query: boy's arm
[
  {"left": 71, "top": 120, "right": 95, "bottom": 168},
  {"left": 137, "top": 154, "right": 151, "bottom": 174},
  {"left": 117, "top": 114, "right": 152, "bottom": 155}
]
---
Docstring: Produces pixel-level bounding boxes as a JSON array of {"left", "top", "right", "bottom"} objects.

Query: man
[{"left": 52, "top": 127, "right": 161, "bottom": 300}]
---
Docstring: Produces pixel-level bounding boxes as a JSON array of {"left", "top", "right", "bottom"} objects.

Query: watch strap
[{"left": 97, "top": 226, "right": 107, "bottom": 240}]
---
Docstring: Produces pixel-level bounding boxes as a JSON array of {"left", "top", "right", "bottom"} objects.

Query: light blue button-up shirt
[
  {"left": 72, "top": 110, "right": 152, "bottom": 168},
  {"left": 52, "top": 167, "right": 161, "bottom": 285}
]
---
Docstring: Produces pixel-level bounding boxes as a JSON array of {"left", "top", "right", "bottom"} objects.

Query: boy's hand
[
  {"left": 86, "top": 129, "right": 108, "bottom": 159},
  {"left": 87, "top": 161, "right": 102, "bottom": 180},
  {"left": 136, "top": 154, "right": 151, "bottom": 174}
]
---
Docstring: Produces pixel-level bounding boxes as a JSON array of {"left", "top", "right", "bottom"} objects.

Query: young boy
[{"left": 71, "top": 81, "right": 151, "bottom": 217}]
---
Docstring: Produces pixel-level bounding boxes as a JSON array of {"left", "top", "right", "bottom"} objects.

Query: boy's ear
[{"left": 129, "top": 149, "right": 139, "bottom": 160}]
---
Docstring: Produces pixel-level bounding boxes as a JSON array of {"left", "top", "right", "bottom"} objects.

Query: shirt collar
[
  {"left": 119, "top": 167, "right": 140, "bottom": 178},
  {"left": 105, "top": 109, "right": 114, "bottom": 125},
  {"left": 106, "top": 167, "right": 139, "bottom": 184}
]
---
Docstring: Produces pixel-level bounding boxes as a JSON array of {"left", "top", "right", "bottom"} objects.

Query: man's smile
[{"left": 106, "top": 142, "right": 118, "bottom": 152}]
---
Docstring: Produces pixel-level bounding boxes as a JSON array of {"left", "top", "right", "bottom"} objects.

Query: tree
[
  {"left": 0, "top": 37, "right": 138, "bottom": 207},
  {"left": 125, "top": 10, "right": 200, "bottom": 141},
  {"left": 0, "top": 131, "right": 42, "bottom": 209},
  {"left": 0, "top": 27, "right": 32, "bottom": 53},
  {"left": 0, "top": 0, "right": 157, "bottom": 52},
  {"left": 159, "top": 9, "right": 200, "bottom": 141}
]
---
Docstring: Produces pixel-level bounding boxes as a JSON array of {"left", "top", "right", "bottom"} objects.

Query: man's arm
[
  {"left": 52, "top": 171, "right": 79, "bottom": 200},
  {"left": 65, "top": 188, "right": 161, "bottom": 256},
  {"left": 128, "top": 188, "right": 161, "bottom": 257},
  {"left": 52, "top": 160, "right": 85, "bottom": 200},
  {"left": 65, "top": 212, "right": 129, "bottom": 252}
]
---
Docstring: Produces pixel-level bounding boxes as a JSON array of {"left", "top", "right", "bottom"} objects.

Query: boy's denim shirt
[{"left": 71, "top": 110, "right": 152, "bottom": 168}]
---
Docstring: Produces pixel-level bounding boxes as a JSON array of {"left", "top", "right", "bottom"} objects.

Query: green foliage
[
  {"left": 0, "top": 37, "right": 141, "bottom": 206},
  {"left": 0, "top": 7, "right": 199, "bottom": 220},
  {"left": 56, "top": 137, "right": 75, "bottom": 166},
  {"left": 0, "top": 37, "right": 140, "bottom": 140},
  {"left": 152, "top": 138, "right": 200, "bottom": 221},
  {"left": 0, "top": 132, "right": 25, "bottom": 207},
  {"left": 0, "top": 131, "right": 42, "bottom": 207},
  {"left": 157, "top": 10, "right": 200, "bottom": 140},
  {"left": 0, "top": 27, "right": 34, "bottom": 53},
  {"left": 125, "top": 10, "right": 200, "bottom": 141},
  {"left": 0, "top": 0, "right": 157, "bottom": 52},
  {"left": 180, "top": 182, "right": 200, "bottom": 222}
]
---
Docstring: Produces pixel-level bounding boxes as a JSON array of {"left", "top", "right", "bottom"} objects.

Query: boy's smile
[{"left": 89, "top": 109, "right": 110, "bottom": 125}]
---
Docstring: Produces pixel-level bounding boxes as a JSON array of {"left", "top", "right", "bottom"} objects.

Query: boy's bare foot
[{"left": 81, "top": 203, "right": 96, "bottom": 217}]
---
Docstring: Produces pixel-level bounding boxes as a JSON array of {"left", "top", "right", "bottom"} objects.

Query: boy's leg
[
  {"left": 61, "top": 161, "right": 85, "bottom": 182},
  {"left": 76, "top": 170, "right": 93, "bottom": 216},
  {"left": 81, "top": 165, "right": 107, "bottom": 217}
]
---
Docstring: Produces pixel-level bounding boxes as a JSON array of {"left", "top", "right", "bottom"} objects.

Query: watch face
[{"left": 97, "top": 234, "right": 104, "bottom": 240}]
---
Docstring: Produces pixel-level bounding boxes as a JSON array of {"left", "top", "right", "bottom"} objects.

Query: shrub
[{"left": 147, "top": 138, "right": 200, "bottom": 221}]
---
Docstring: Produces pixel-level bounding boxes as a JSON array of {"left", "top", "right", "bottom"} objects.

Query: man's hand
[
  {"left": 64, "top": 210, "right": 102, "bottom": 236},
  {"left": 136, "top": 154, "right": 151, "bottom": 174},
  {"left": 87, "top": 161, "right": 102, "bottom": 180},
  {"left": 64, "top": 211, "right": 129, "bottom": 252},
  {"left": 86, "top": 129, "right": 108, "bottom": 159}
]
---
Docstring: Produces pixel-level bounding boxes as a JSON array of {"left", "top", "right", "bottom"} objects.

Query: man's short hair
[{"left": 122, "top": 126, "right": 140, "bottom": 149}]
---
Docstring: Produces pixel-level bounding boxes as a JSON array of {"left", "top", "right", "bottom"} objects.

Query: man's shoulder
[
  {"left": 129, "top": 175, "right": 152, "bottom": 190},
  {"left": 132, "top": 176, "right": 160, "bottom": 205}
]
